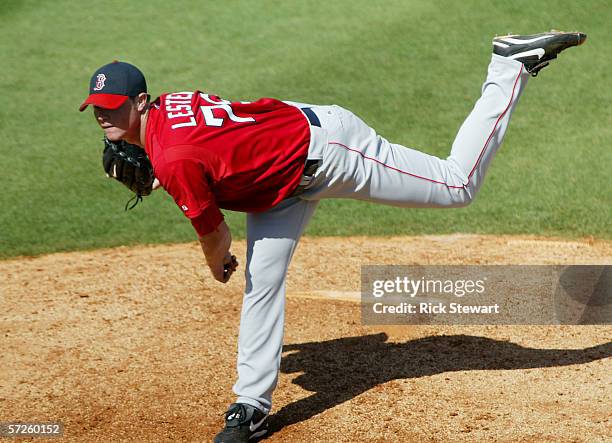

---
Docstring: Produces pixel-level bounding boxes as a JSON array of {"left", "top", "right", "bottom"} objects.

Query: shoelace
[{"left": 224, "top": 403, "right": 249, "bottom": 425}]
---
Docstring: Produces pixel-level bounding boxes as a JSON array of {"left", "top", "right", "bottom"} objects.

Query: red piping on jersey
[{"left": 328, "top": 67, "right": 523, "bottom": 189}]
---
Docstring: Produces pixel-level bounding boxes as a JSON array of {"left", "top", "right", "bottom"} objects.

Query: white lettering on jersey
[
  {"left": 200, "top": 94, "right": 230, "bottom": 105},
  {"left": 166, "top": 92, "right": 197, "bottom": 129},
  {"left": 199, "top": 93, "right": 255, "bottom": 127},
  {"left": 168, "top": 92, "right": 193, "bottom": 100}
]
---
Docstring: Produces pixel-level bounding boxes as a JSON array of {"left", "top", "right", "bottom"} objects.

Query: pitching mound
[{"left": 1, "top": 235, "right": 610, "bottom": 442}]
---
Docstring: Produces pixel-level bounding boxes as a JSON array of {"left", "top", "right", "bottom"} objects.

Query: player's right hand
[{"left": 222, "top": 254, "right": 239, "bottom": 283}]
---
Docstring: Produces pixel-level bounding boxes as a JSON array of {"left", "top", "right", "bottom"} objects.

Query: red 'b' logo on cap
[{"left": 93, "top": 73, "right": 106, "bottom": 91}]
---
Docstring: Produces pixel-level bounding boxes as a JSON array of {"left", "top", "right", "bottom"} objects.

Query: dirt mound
[{"left": 1, "top": 235, "right": 610, "bottom": 442}]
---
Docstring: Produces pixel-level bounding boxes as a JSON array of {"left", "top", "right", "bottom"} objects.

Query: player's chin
[{"left": 103, "top": 127, "right": 126, "bottom": 142}]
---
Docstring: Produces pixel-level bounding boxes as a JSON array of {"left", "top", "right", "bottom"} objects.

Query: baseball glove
[{"left": 102, "top": 137, "right": 155, "bottom": 210}]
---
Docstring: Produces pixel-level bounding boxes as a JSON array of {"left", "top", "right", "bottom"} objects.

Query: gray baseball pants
[{"left": 233, "top": 55, "right": 528, "bottom": 413}]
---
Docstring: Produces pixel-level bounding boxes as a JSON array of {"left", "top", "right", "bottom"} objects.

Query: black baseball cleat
[
  {"left": 493, "top": 31, "right": 587, "bottom": 76},
  {"left": 213, "top": 403, "right": 269, "bottom": 443}
]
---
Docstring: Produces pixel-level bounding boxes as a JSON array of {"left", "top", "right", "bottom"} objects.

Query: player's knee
[
  {"left": 450, "top": 188, "right": 475, "bottom": 207},
  {"left": 460, "top": 193, "right": 475, "bottom": 207},
  {"left": 245, "top": 267, "right": 288, "bottom": 296}
]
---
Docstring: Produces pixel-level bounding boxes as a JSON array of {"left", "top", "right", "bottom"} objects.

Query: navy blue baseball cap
[{"left": 79, "top": 61, "right": 147, "bottom": 112}]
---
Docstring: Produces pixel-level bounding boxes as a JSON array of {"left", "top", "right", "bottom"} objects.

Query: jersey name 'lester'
[{"left": 164, "top": 91, "right": 255, "bottom": 130}]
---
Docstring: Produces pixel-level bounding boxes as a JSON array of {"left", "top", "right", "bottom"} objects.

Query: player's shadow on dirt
[{"left": 268, "top": 333, "right": 611, "bottom": 436}]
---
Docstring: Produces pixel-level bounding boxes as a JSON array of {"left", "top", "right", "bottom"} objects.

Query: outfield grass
[{"left": 0, "top": 0, "right": 610, "bottom": 258}]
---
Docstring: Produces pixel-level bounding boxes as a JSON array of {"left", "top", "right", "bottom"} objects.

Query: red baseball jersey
[{"left": 144, "top": 91, "right": 311, "bottom": 236}]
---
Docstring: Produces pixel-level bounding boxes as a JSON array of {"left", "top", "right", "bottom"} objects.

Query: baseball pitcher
[{"left": 80, "top": 31, "right": 586, "bottom": 443}]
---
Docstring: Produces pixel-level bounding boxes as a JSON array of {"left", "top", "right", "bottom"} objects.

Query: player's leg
[
  {"left": 232, "top": 197, "right": 318, "bottom": 413},
  {"left": 300, "top": 32, "right": 585, "bottom": 208},
  {"left": 301, "top": 54, "right": 528, "bottom": 208}
]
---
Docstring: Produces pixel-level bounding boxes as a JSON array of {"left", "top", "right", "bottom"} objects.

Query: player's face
[{"left": 93, "top": 97, "right": 140, "bottom": 142}]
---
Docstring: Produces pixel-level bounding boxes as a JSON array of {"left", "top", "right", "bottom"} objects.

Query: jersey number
[{"left": 200, "top": 94, "right": 255, "bottom": 127}]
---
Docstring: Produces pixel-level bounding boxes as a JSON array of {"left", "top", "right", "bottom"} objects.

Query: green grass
[{"left": 0, "top": 0, "right": 610, "bottom": 258}]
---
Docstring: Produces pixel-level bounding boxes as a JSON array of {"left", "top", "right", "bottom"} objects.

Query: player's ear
[{"left": 136, "top": 92, "right": 149, "bottom": 112}]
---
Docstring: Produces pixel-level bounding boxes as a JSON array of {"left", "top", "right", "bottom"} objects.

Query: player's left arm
[{"left": 198, "top": 220, "right": 237, "bottom": 283}]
